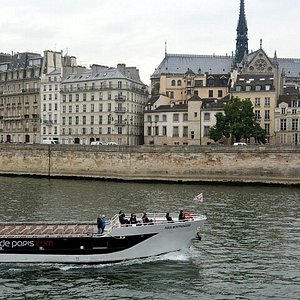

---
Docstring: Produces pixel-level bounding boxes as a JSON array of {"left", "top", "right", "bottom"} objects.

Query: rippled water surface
[{"left": 0, "top": 177, "right": 299, "bottom": 299}]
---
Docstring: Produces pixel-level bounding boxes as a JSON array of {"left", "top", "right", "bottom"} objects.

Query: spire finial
[
  {"left": 260, "top": 39, "right": 263, "bottom": 49},
  {"left": 165, "top": 41, "right": 167, "bottom": 56},
  {"left": 235, "top": 0, "right": 248, "bottom": 65}
]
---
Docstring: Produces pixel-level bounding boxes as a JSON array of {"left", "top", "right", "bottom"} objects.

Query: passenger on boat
[
  {"left": 119, "top": 211, "right": 130, "bottom": 225},
  {"left": 142, "top": 212, "right": 153, "bottom": 223},
  {"left": 130, "top": 213, "right": 138, "bottom": 224},
  {"left": 178, "top": 210, "right": 186, "bottom": 221},
  {"left": 97, "top": 214, "right": 106, "bottom": 234},
  {"left": 165, "top": 212, "right": 173, "bottom": 222}
]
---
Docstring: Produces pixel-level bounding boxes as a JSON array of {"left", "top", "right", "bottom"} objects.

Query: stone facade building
[
  {"left": 60, "top": 64, "right": 148, "bottom": 145},
  {"left": 148, "top": 0, "right": 300, "bottom": 145},
  {"left": 0, "top": 52, "right": 43, "bottom": 143}
]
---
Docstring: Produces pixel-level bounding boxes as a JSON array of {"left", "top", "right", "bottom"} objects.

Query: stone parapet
[{"left": 0, "top": 144, "right": 299, "bottom": 185}]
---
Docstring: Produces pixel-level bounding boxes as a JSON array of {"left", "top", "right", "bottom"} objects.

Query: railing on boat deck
[{"left": 105, "top": 212, "right": 201, "bottom": 232}]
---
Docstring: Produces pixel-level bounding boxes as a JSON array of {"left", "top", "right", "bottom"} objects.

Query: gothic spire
[{"left": 235, "top": 0, "right": 248, "bottom": 66}]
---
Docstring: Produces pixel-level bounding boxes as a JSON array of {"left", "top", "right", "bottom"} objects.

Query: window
[
  {"left": 68, "top": 117, "right": 72, "bottom": 125},
  {"left": 82, "top": 128, "right": 86, "bottom": 134},
  {"left": 204, "top": 113, "right": 210, "bottom": 121},
  {"left": 173, "top": 126, "right": 179, "bottom": 137},
  {"left": 265, "top": 123, "right": 270, "bottom": 135},
  {"left": 265, "top": 97, "right": 270, "bottom": 106},
  {"left": 76, "top": 105, "right": 79, "bottom": 112},
  {"left": 183, "top": 126, "right": 188, "bottom": 137},
  {"left": 292, "top": 119, "right": 298, "bottom": 131},
  {"left": 162, "top": 115, "right": 167, "bottom": 122},
  {"left": 147, "top": 126, "right": 151, "bottom": 136},
  {"left": 255, "top": 85, "right": 261, "bottom": 91},
  {"left": 162, "top": 126, "right": 167, "bottom": 136},
  {"left": 292, "top": 109, "right": 297, "bottom": 115},
  {"left": 83, "top": 104, "right": 86, "bottom": 112},
  {"left": 118, "top": 81, "right": 122, "bottom": 88},
  {"left": 177, "top": 80, "right": 182, "bottom": 86},
  {"left": 171, "top": 80, "right": 176, "bottom": 86},
  {"left": 255, "top": 98, "right": 261, "bottom": 107},
  {"left": 236, "top": 85, "right": 242, "bottom": 91},
  {"left": 218, "top": 90, "right": 223, "bottom": 98},
  {"left": 194, "top": 112, "right": 197, "bottom": 118},
  {"left": 191, "top": 131, "right": 194, "bottom": 139},
  {"left": 255, "top": 110, "right": 261, "bottom": 120},
  {"left": 83, "top": 116, "right": 86, "bottom": 125},
  {"left": 208, "top": 90, "right": 213, "bottom": 98},
  {"left": 63, "top": 95, "right": 66, "bottom": 102},
  {"left": 83, "top": 94, "right": 86, "bottom": 101},
  {"left": 281, "top": 107, "right": 286, "bottom": 114},
  {"left": 91, "top": 104, "right": 94, "bottom": 112},
  {"left": 173, "top": 114, "right": 179, "bottom": 122},
  {"left": 155, "top": 115, "right": 159, "bottom": 122},
  {"left": 245, "top": 85, "right": 251, "bottom": 91},
  {"left": 170, "top": 91, "right": 174, "bottom": 99},
  {"left": 91, "top": 116, "right": 94, "bottom": 125},
  {"left": 265, "top": 85, "right": 271, "bottom": 91},
  {"left": 204, "top": 126, "right": 210, "bottom": 136},
  {"left": 264, "top": 110, "right": 270, "bottom": 120},
  {"left": 68, "top": 106, "right": 72, "bottom": 113},
  {"left": 62, "top": 117, "right": 66, "bottom": 125},
  {"left": 91, "top": 94, "right": 94, "bottom": 101},
  {"left": 69, "top": 94, "right": 72, "bottom": 102},
  {"left": 99, "top": 104, "right": 103, "bottom": 112},
  {"left": 195, "top": 80, "right": 203, "bottom": 87},
  {"left": 147, "top": 115, "right": 152, "bottom": 122},
  {"left": 183, "top": 113, "right": 188, "bottom": 121},
  {"left": 75, "top": 116, "right": 79, "bottom": 125},
  {"left": 280, "top": 119, "right": 287, "bottom": 131},
  {"left": 99, "top": 115, "right": 103, "bottom": 124}
]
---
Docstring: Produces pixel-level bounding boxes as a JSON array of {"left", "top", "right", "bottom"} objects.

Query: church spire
[{"left": 235, "top": 0, "right": 248, "bottom": 66}]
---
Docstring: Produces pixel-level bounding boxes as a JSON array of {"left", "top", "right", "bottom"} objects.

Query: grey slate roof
[
  {"left": 62, "top": 67, "right": 140, "bottom": 84},
  {"left": 278, "top": 94, "right": 300, "bottom": 106},
  {"left": 152, "top": 52, "right": 300, "bottom": 80},
  {"left": 151, "top": 53, "right": 234, "bottom": 78},
  {"left": 148, "top": 103, "right": 188, "bottom": 113},
  {"left": 278, "top": 58, "right": 300, "bottom": 77}
]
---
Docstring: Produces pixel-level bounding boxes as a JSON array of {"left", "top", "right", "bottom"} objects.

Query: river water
[{"left": 0, "top": 176, "right": 299, "bottom": 300}]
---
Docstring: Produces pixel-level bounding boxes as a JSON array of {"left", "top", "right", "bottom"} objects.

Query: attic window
[
  {"left": 255, "top": 85, "right": 261, "bottom": 91},
  {"left": 236, "top": 85, "right": 242, "bottom": 92}
]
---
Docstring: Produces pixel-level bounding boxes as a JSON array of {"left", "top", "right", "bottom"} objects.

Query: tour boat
[{"left": 0, "top": 212, "right": 206, "bottom": 264}]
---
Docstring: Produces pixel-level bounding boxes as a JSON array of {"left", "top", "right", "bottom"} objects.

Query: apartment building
[
  {"left": 40, "top": 51, "right": 78, "bottom": 143},
  {"left": 0, "top": 52, "right": 42, "bottom": 143},
  {"left": 275, "top": 93, "right": 300, "bottom": 145},
  {"left": 60, "top": 64, "right": 148, "bottom": 145},
  {"left": 231, "top": 48, "right": 284, "bottom": 144}
]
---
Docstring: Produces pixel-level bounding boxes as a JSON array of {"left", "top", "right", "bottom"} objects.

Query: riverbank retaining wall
[{"left": 0, "top": 144, "right": 299, "bottom": 185}]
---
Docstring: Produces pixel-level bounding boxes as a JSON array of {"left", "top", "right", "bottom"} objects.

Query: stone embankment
[{"left": 0, "top": 144, "right": 299, "bottom": 185}]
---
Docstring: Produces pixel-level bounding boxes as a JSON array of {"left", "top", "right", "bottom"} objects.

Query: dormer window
[
  {"left": 265, "top": 85, "right": 271, "bottom": 91},
  {"left": 245, "top": 85, "right": 251, "bottom": 91},
  {"left": 236, "top": 85, "right": 242, "bottom": 92},
  {"left": 255, "top": 85, "right": 261, "bottom": 91}
]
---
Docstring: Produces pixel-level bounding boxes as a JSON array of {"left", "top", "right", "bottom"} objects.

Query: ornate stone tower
[{"left": 235, "top": 0, "right": 248, "bottom": 65}]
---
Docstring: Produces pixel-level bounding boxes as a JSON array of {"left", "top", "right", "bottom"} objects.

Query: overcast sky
[{"left": 1, "top": 0, "right": 299, "bottom": 84}]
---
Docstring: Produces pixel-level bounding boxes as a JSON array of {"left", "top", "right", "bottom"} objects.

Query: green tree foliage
[{"left": 209, "top": 97, "right": 266, "bottom": 143}]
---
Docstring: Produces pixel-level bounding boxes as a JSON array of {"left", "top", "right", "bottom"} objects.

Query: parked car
[
  {"left": 91, "top": 141, "right": 104, "bottom": 145},
  {"left": 233, "top": 142, "right": 247, "bottom": 146},
  {"left": 106, "top": 142, "right": 118, "bottom": 145}
]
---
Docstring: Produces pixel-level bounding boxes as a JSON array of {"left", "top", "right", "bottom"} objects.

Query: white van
[
  {"left": 91, "top": 141, "right": 104, "bottom": 145},
  {"left": 233, "top": 142, "right": 247, "bottom": 146},
  {"left": 42, "top": 140, "right": 58, "bottom": 145}
]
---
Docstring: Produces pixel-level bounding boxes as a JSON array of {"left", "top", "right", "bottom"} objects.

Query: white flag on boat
[{"left": 194, "top": 193, "right": 204, "bottom": 202}]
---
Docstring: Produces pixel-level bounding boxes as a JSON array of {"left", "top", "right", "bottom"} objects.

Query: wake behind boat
[{"left": 0, "top": 212, "right": 206, "bottom": 264}]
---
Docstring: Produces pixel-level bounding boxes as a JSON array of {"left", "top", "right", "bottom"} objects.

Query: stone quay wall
[{"left": 0, "top": 144, "right": 300, "bottom": 185}]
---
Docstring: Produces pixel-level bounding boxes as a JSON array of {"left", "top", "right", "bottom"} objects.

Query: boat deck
[{"left": 0, "top": 223, "right": 97, "bottom": 238}]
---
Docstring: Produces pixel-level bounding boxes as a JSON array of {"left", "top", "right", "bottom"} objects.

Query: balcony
[
  {"left": 115, "top": 95, "right": 126, "bottom": 101},
  {"left": 115, "top": 107, "right": 126, "bottom": 113},
  {"left": 114, "top": 120, "right": 127, "bottom": 126}
]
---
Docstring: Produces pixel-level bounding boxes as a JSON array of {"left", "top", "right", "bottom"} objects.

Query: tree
[{"left": 209, "top": 97, "right": 266, "bottom": 143}]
